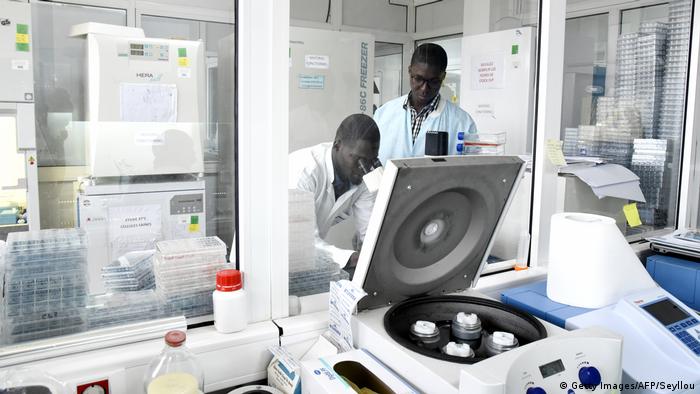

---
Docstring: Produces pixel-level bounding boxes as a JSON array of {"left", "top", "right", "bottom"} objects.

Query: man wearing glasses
[
  {"left": 288, "top": 114, "right": 381, "bottom": 273},
  {"left": 374, "top": 43, "right": 477, "bottom": 163}
]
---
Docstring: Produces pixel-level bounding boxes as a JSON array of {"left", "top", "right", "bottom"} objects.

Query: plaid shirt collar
[{"left": 404, "top": 93, "right": 441, "bottom": 144}]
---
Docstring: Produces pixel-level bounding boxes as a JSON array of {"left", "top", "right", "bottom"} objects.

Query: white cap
[
  {"left": 413, "top": 320, "right": 437, "bottom": 335},
  {"left": 492, "top": 331, "right": 516, "bottom": 346},
  {"left": 443, "top": 342, "right": 473, "bottom": 358},
  {"left": 456, "top": 312, "right": 478, "bottom": 325}
]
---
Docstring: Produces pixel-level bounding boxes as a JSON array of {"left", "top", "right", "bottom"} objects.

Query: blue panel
[
  {"left": 646, "top": 257, "right": 657, "bottom": 276},
  {"left": 696, "top": 270, "right": 700, "bottom": 308},
  {"left": 500, "top": 280, "right": 547, "bottom": 299},
  {"left": 646, "top": 255, "right": 699, "bottom": 307},
  {"left": 501, "top": 291, "right": 551, "bottom": 320},
  {"left": 547, "top": 305, "right": 593, "bottom": 328},
  {"left": 502, "top": 280, "right": 595, "bottom": 328}
]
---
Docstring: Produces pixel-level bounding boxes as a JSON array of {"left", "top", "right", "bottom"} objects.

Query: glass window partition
[
  {"left": 461, "top": 1, "right": 540, "bottom": 270},
  {"left": 32, "top": 2, "right": 127, "bottom": 230},
  {"left": 0, "top": 114, "right": 30, "bottom": 239},
  {"left": 374, "top": 42, "right": 404, "bottom": 108},
  {"left": 0, "top": 2, "right": 237, "bottom": 349},
  {"left": 287, "top": 0, "right": 542, "bottom": 302},
  {"left": 560, "top": 0, "right": 693, "bottom": 239}
]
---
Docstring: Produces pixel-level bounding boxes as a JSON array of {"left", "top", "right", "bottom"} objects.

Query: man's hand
[
  {"left": 345, "top": 252, "right": 359, "bottom": 280},
  {"left": 347, "top": 252, "right": 359, "bottom": 269}
]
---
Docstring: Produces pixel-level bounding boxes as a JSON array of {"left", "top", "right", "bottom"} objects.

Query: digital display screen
[
  {"left": 130, "top": 43, "right": 144, "bottom": 50},
  {"left": 642, "top": 298, "right": 689, "bottom": 326},
  {"left": 539, "top": 359, "right": 565, "bottom": 379},
  {"left": 130, "top": 50, "right": 144, "bottom": 56}
]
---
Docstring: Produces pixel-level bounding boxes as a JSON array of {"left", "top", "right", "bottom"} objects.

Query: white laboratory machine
[
  {"left": 348, "top": 156, "right": 624, "bottom": 394},
  {"left": 502, "top": 211, "right": 700, "bottom": 393},
  {"left": 78, "top": 180, "right": 206, "bottom": 293},
  {"left": 70, "top": 23, "right": 205, "bottom": 177},
  {"left": 552, "top": 213, "right": 700, "bottom": 393},
  {"left": 568, "top": 289, "right": 700, "bottom": 394},
  {"left": 0, "top": 0, "right": 39, "bottom": 231}
]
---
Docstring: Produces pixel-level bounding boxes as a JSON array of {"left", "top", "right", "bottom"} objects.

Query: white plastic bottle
[{"left": 213, "top": 269, "right": 248, "bottom": 333}]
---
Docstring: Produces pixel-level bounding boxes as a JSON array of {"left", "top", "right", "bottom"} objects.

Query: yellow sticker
[
  {"left": 623, "top": 203, "right": 642, "bottom": 227},
  {"left": 16, "top": 33, "right": 29, "bottom": 44},
  {"left": 545, "top": 139, "right": 567, "bottom": 166},
  {"left": 188, "top": 223, "right": 199, "bottom": 233},
  {"left": 178, "top": 58, "right": 189, "bottom": 67}
]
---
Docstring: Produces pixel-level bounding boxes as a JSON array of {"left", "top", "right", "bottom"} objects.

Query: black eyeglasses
[{"left": 410, "top": 74, "right": 442, "bottom": 89}]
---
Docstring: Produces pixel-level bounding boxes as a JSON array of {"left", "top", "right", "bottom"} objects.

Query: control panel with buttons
[{"left": 459, "top": 327, "right": 623, "bottom": 394}]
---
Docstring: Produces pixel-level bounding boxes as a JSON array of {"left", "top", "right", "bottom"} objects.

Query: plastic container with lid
[
  {"left": 213, "top": 269, "right": 248, "bottom": 333},
  {"left": 143, "top": 330, "right": 204, "bottom": 394}
]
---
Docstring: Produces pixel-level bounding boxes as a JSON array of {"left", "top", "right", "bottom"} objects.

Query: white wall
[
  {"left": 343, "top": 0, "right": 408, "bottom": 32},
  {"left": 415, "top": 0, "right": 463, "bottom": 33},
  {"left": 290, "top": 0, "right": 330, "bottom": 23}
]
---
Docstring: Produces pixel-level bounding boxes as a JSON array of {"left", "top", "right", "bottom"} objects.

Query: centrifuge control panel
[
  {"left": 641, "top": 297, "right": 700, "bottom": 357},
  {"left": 459, "top": 328, "right": 622, "bottom": 394}
]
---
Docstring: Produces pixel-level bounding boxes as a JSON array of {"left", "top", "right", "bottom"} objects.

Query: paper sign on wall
[
  {"left": 298, "top": 74, "right": 325, "bottom": 89},
  {"left": 471, "top": 53, "right": 505, "bottom": 90},
  {"left": 305, "top": 54, "right": 330, "bottom": 69},
  {"left": 475, "top": 103, "right": 495, "bottom": 117}
]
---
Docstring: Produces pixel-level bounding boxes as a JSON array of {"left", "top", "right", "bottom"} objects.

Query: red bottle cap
[
  {"left": 216, "top": 269, "right": 242, "bottom": 292},
  {"left": 165, "top": 330, "right": 186, "bottom": 347}
]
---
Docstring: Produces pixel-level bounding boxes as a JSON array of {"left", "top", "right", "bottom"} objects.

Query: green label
[
  {"left": 190, "top": 215, "right": 199, "bottom": 224},
  {"left": 16, "top": 43, "right": 29, "bottom": 52},
  {"left": 511, "top": 44, "right": 519, "bottom": 55},
  {"left": 17, "top": 24, "right": 29, "bottom": 34},
  {"left": 178, "top": 48, "right": 187, "bottom": 57}
]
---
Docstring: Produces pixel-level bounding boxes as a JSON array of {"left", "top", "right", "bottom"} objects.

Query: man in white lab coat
[
  {"left": 374, "top": 43, "right": 477, "bottom": 163},
  {"left": 289, "top": 114, "right": 380, "bottom": 271}
]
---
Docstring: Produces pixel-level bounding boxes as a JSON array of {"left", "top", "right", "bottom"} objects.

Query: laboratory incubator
[{"left": 71, "top": 23, "right": 205, "bottom": 177}]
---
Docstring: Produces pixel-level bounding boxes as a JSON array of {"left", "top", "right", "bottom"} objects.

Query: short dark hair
[
  {"left": 410, "top": 43, "right": 448, "bottom": 71},
  {"left": 335, "top": 113, "right": 380, "bottom": 145}
]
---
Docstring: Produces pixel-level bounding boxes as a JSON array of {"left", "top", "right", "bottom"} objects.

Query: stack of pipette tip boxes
[
  {"left": 87, "top": 290, "right": 165, "bottom": 330},
  {"left": 289, "top": 189, "right": 316, "bottom": 273},
  {"left": 154, "top": 236, "right": 228, "bottom": 318},
  {"left": 287, "top": 189, "right": 349, "bottom": 296},
  {"left": 2, "top": 229, "right": 89, "bottom": 344},
  {"left": 289, "top": 253, "right": 350, "bottom": 297},
  {"left": 101, "top": 250, "right": 156, "bottom": 292}
]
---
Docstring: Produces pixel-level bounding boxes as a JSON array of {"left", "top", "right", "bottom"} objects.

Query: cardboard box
[
  {"left": 268, "top": 346, "right": 301, "bottom": 394},
  {"left": 301, "top": 349, "right": 418, "bottom": 394}
]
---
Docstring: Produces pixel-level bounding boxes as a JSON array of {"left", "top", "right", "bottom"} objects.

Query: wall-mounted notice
[
  {"left": 299, "top": 74, "right": 325, "bottom": 90},
  {"left": 471, "top": 53, "right": 505, "bottom": 90},
  {"left": 305, "top": 54, "right": 330, "bottom": 69},
  {"left": 120, "top": 83, "right": 178, "bottom": 122},
  {"left": 475, "top": 103, "right": 495, "bottom": 117}
]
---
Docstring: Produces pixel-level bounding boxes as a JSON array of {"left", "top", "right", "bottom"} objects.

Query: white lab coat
[
  {"left": 288, "top": 143, "right": 375, "bottom": 267},
  {"left": 374, "top": 94, "right": 477, "bottom": 163}
]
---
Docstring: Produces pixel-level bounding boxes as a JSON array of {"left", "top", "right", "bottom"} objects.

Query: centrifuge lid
[{"left": 352, "top": 155, "right": 525, "bottom": 311}]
